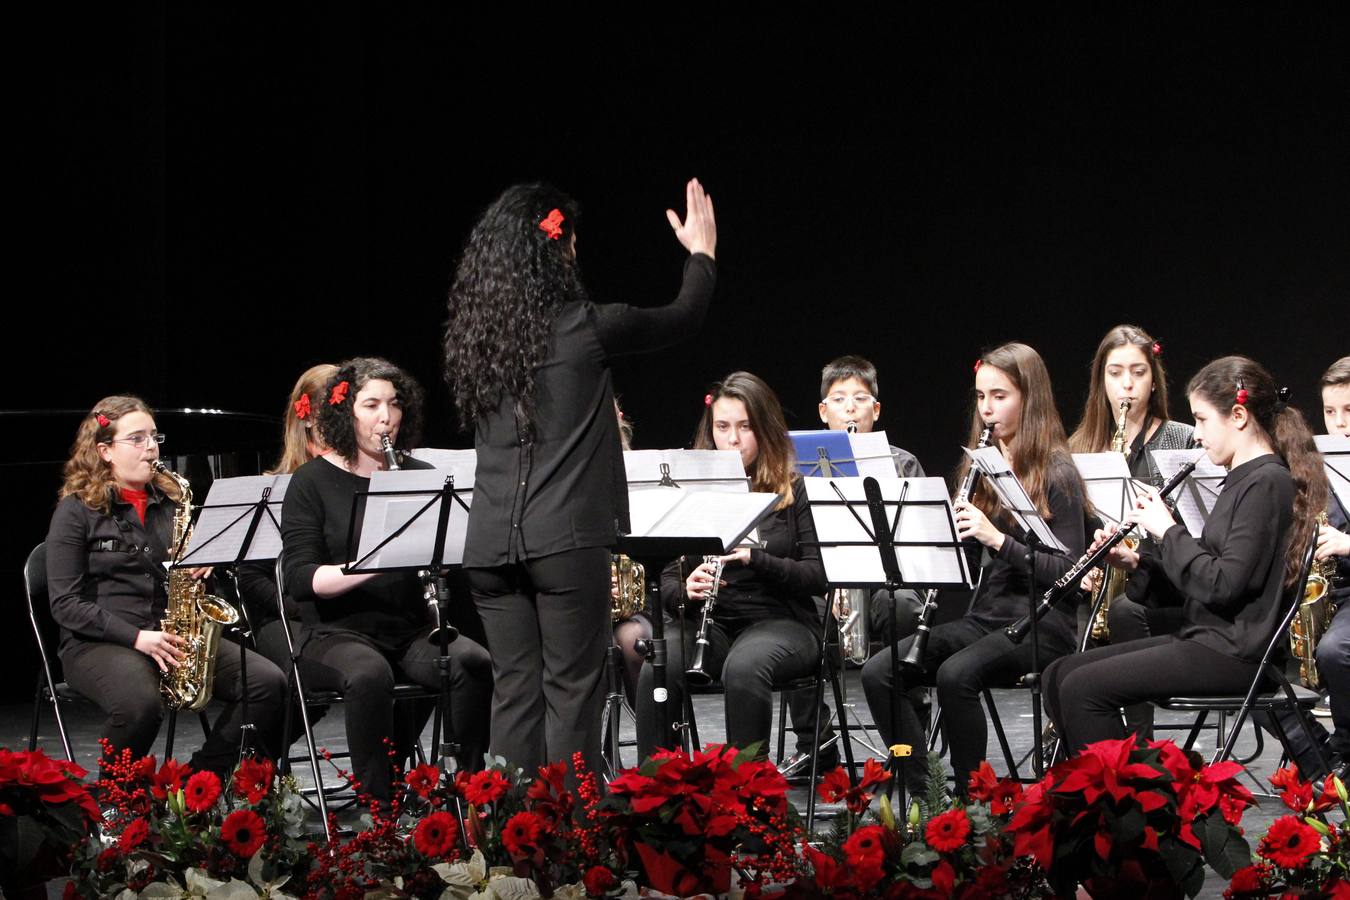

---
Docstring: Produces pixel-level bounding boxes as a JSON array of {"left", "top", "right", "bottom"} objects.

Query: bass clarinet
[
  {"left": 1004, "top": 460, "right": 1197, "bottom": 644},
  {"left": 900, "top": 424, "right": 993, "bottom": 669}
]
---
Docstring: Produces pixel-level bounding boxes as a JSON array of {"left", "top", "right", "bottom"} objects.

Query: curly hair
[
  {"left": 443, "top": 183, "right": 586, "bottom": 434},
  {"left": 1068, "top": 324, "right": 1173, "bottom": 454},
  {"left": 1188, "top": 355, "right": 1329, "bottom": 589},
  {"left": 59, "top": 395, "right": 181, "bottom": 512},
  {"left": 270, "top": 363, "right": 338, "bottom": 475},
  {"left": 315, "top": 357, "right": 425, "bottom": 465}
]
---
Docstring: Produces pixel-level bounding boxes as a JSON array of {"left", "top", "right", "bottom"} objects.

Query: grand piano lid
[{"left": 2, "top": 408, "right": 279, "bottom": 467}]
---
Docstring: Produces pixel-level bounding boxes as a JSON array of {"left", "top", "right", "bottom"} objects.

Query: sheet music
[
  {"left": 183, "top": 474, "right": 292, "bottom": 565},
  {"left": 409, "top": 448, "right": 478, "bottom": 474},
  {"left": 802, "top": 476, "right": 972, "bottom": 588},
  {"left": 1151, "top": 448, "right": 1226, "bottom": 538},
  {"left": 351, "top": 469, "right": 472, "bottom": 569},
  {"left": 640, "top": 490, "right": 780, "bottom": 552},
  {"left": 623, "top": 449, "right": 747, "bottom": 486},
  {"left": 962, "top": 446, "right": 1067, "bottom": 552},
  {"left": 1073, "top": 453, "right": 1138, "bottom": 527},
  {"left": 789, "top": 429, "right": 895, "bottom": 479},
  {"left": 850, "top": 431, "right": 900, "bottom": 479},
  {"left": 1316, "top": 435, "right": 1350, "bottom": 513}
]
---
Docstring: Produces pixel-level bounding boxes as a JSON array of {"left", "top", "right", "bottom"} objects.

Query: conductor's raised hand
[{"left": 666, "top": 178, "right": 716, "bottom": 260}]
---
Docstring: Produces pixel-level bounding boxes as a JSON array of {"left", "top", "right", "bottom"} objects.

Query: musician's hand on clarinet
[
  {"left": 685, "top": 560, "right": 723, "bottom": 602},
  {"left": 135, "top": 629, "right": 185, "bottom": 673},
  {"left": 1124, "top": 487, "right": 1176, "bottom": 541},
  {"left": 954, "top": 500, "right": 1003, "bottom": 549},
  {"left": 1317, "top": 523, "right": 1350, "bottom": 561},
  {"left": 720, "top": 548, "right": 752, "bottom": 567},
  {"left": 666, "top": 178, "right": 716, "bottom": 260}
]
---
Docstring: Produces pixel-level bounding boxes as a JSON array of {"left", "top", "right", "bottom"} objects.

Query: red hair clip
[
  {"left": 329, "top": 381, "right": 350, "bottom": 406},
  {"left": 1235, "top": 387, "right": 1249, "bottom": 406},
  {"left": 973, "top": 359, "right": 983, "bottom": 373},
  {"left": 704, "top": 393, "right": 713, "bottom": 407},
  {"left": 96, "top": 413, "right": 110, "bottom": 428},
  {"left": 294, "top": 394, "right": 312, "bottom": 420},
  {"left": 539, "top": 209, "right": 565, "bottom": 240},
  {"left": 1151, "top": 341, "right": 1163, "bottom": 357}
]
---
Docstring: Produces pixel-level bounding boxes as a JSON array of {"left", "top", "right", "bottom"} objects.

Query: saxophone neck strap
[{"left": 108, "top": 510, "right": 170, "bottom": 585}]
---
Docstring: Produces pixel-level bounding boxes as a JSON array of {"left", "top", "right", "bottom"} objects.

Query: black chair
[
  {"left": 25, "top": 543, "right": 207, "bottom": 762},
  {"left": 1154, "top": 535, "right": 1328, "bottom": 772},
  {"left": 272, "top": 554, "right": 442, "bottom": 841}
]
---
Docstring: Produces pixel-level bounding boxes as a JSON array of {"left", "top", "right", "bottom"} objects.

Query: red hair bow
[
  {"left": 96, "top": 413, "right": 110, "bottom": 428},
  {"left": 329, "top": 381, "right": 350, "bottom": 406},
  {"left": 294, "top": 394, "right": 312, "bottom": 420},
  {"left": 1151, "top": 341, "right": 1163, "bottom": 357},
  {"left": 539, "top": 209, "right": 565, "bottom": 240},
  {"left": 1236, "top": 388, "right": 1249, "bottom": 406},
  {"left": 973, "top": 359, "right": 983, "bottom": 373},
  {"left": 704, "top": 393, "right": 713, "bottom": 407}
]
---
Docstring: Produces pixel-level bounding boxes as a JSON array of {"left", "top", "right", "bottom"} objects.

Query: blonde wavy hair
[
  {"left": 269, "top": 364, "right": 338, "bottom": 475},
  {"left": 60, "top": 396, "right": 180, "bottom": 513}
]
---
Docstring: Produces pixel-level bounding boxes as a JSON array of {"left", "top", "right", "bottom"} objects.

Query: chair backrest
[
  {"left": 1254, "top": 532, "right": 1320, "bottom": 675},
  {"left": 24, "top": 542, "right": 64, "bottom": 686}
]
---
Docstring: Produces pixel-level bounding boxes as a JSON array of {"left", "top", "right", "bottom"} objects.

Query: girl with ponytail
[{"left": 1043, "top": 355, "right": 1330, "bottom": 752}]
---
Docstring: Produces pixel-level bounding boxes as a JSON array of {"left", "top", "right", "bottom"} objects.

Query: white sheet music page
[
  {"left": 1316, "top": 435, "right": 1350, "bottom": 513},
  {"left": 642, "top": 491, "right": 780, "bottom": 552},
  {"left": 1073, "top": 453, "right": 1136, "bottom": 527},
  {"left": 851, "top": 431, "right": 899, "bottom": 479},
  {"left": 1150, "top": 448, "right": 1225, "bottom": 538},
  {"left": 962, "top": 446, "right": 1067, "bottom": 552},
  {"left": 410, "top": 448, "right": 478, "bottom": 474},
  {"left": 184, "top": 475, "right": 291, "bottom": 565},
  {"left": 623, "top": 449, "right": 748, "bottom": 489},
  {"left": 354, "top": 469, "right": 471, "bottom": 569}
]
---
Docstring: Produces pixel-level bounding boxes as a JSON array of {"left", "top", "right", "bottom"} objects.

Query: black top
[
  {"left": 968, "top": 454, "right": 1089, "bottom": 644},
  {"left": 46, "top": 489, "right": 175, "bottom": 654},
  {"left": 1130, "top": 420, "right": 1196, "bottom": 487},
  {"left": 464, "top": 253, "right": 716, "bottom": 567},
  {"left": 1129, "top": 453, "right": 1295, "bottom": 662},
  {"left": 280, "top": 455, "right": 434, "bottom": 651},
  {"left": 659, "top": 476, "right": 827, "bottom": 634},
  {"left": 1330, "top": 493, "right": 1350, "bottom": 605}
]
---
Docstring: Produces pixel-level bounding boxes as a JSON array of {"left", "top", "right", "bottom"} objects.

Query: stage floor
[{"left": 4, "top": 667, "right": 1296, "bottom": 899}]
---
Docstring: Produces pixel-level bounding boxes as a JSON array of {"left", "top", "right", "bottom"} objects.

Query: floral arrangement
[
  {"left": 1225, "top": 767, "right": 1350, "bottom": 897},
  {"left": 599, "top": 743, "right": 805, "bottom": 897},
  {"left": 1007, "top": 735, "right": 1254, "bottom": 898},
  {"left": 0, "top": 748, "right": 101, "bottom": 897}
]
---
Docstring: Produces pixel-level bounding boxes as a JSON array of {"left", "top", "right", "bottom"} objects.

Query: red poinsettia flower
[
  {"left": 1326, "top": 877, "right": 1350, "bottom": 900},
  {"left": 930, "top": 859, "right": 956, "bottom": 895},
  {"left": 925, "top": 808, "right": 972, "bottom": 853},
  {"left": 1258, "top": 815, "right": 1322, "bottom": 869},
  {"left": 220, "top": 808, "right": 266, "bottom": 857},
  {"left": 1226, "top": 862, "right": 1273, "bottom": 897},
  {"left": 233, "top": 756, "right": 273, "bottom": 805},
  {"left": 413, "top": 810, "right": 459, "bottom": 858},
  {"left": 501, "top": 810, "right": 544, "bottom": 858},
  {"left": 842, "top": 824, "right": 887, "bottom": 868},
  {"left": 293, "top": 393, "right": 312, "bottom": 420},
  {"left": 118, "top": 817, "right": 150, "bottom": 851},
  {"left": 405, "top": 763, "right": 440, "bottom": 799},
  {"left": 583, "top": 865, "right": 617, "bottom": 897},
  {"left": 183, "top": 770, "right": 221, "bottom": 813},
  {"left": 1008, "top": 777, "right": 1057, "bottom": 870},
  {"left": 151, "top": 758, "right": 192, "bottom": 800},
  {"left": 463, "top": 769, "right": 510, "bottom": 807},
  {"left": 539, "top": 208, "right": 565, "bottom": 240},
  {"left": 328, "top": 380, "right": 349, "bottom": 406}
]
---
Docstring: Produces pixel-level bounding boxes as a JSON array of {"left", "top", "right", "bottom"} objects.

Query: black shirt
[
  {"left": 659, "top": 476, "right": 827, "bottom": 633},
  {"left": 464, "top": 253, "right": 716, "bottom": 567},
  {"left": 1130, "top": 453, "right": 1295, "bottom": 662},
  {"left": 280, "top": 455, "right": 434, "bottom": 651}
]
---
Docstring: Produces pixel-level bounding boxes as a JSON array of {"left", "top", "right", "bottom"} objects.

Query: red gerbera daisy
[
  {"left": 583, "top": 865, "right": 617, "bottom": 897},
  {"left": 413, "top": 810, "right": 459, "bottom": 858},
  {"left": 501, "top": 811, "right": 544, "bottom": 858},
  {"left": 118, "top": 817, "right": 150, "bottom": 851},
  {"left": 842, "top": 824, "right": 886, "bottom": 868},
  {"left": 925, "top": 808, "right": 972, "bottom": 853},
  {"left": 183, "top": 770, "right": 222, "bottom": 813},
  {"left": 463, "top": 769, "right": 510, "bottom": 807},
  {"left": 233, "top": 756, "right": 273, "bottom": 805},
  {"left": 1258, "top": 816, "right": 1322, "bottom": 869},
  {"left": 220, "top": 808, "right": 266, "bottom": 857},
  {"left": 405, "top": 763, "right": 441, "bottom": 799}
]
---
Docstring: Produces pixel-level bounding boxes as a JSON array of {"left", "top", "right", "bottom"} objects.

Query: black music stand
[{"left": 803, "top": 474, "right": 971, "bottom": 807}]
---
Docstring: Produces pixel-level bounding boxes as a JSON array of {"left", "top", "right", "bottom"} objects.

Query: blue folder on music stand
[{"left": 790, "top": 429, "right": 858, "bottom": 477}]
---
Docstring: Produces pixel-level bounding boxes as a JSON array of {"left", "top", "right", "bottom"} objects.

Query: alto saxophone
[
  {"left": 1291, "top": 510, "right": 1338, "bottom": 688},
  {"left": 154, "top": 461, "right": 240, "bottom": 711},
  {"left": 1088, "top": 398, "right": 1137, "bottom": 642},
  {"left": 610, "top": 554, "right": 646, "bottom": 622}
]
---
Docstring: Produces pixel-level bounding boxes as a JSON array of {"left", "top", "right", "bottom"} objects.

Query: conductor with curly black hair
[{"left": 444, "top": 180, "right": 717, "bottom": 774}]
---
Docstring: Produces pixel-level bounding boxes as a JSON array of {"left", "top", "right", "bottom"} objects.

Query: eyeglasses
[
  {"left": 108, "top": 432, "right": 167, "bottom": 448},
  {"left": 824, "top": 393, "right": 876, "bottom": 408}
]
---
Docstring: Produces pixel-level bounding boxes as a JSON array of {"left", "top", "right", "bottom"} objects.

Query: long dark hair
[
  {"left": 1187, "top": 355, "right": 1328, "bottom": 589},
  {"left": 692, "top": 371, "right": 797, "bottom": 509},
  {"left": 444, "top": 183, "right": 585, "bottom": 433},
  {"left": 315, "top": 357, "right": 425, "bottom": 465},
  {"left": 955, "top": 342, "right": 1075, "bottom": 520},
  {"left": 1068, "top": 324, "right": 1172, "bottom": 453}
]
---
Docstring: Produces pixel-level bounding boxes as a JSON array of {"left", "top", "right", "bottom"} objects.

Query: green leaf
[
  {"left": 1196, "top": 814, "right": 1253, "bottom": 879},
  {"left": 900, "top": 841, "right": 940, "bottom": 868}
]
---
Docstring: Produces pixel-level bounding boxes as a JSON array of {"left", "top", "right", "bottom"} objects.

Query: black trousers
[
  {"left": 469, "top": 546, "right": 611, "bottom": 781},
  {"left": 861, "top": 617, "right": 1074, "bottom": 796},
  {"left": 62, "top": 637, "right": 287, "bottom": 774},
  {"left": 636, "top": 613, "right": 822, "bottom": 761},
  {"left": 1104, "top": 597, "right": 1185, "bottom": 738},
  {"left": 1264, "top": 600, "right": 1350, "bottom": 778},
  {"left": 1042, "top": 634, "right": 1260, "bottom": 754},
  {"left": 298, "top": 629, "right": 492, "bottom": 801}
]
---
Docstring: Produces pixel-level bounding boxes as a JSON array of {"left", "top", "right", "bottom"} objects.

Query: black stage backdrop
[{"left": 7, "top": 7, "right": 1346, "bottom": 702}]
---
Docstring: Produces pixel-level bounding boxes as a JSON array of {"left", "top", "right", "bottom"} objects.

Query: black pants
[
  {"left": 62, "top": 637, "right": 287, "bottom": 774},
  {"left": 636, "top": 614, "right": 822, "bottom": 761},
  {"left": 861, "top": 617, "right": 1073, "bottom": 796},
  {"left": 298, "top": 629, "right": 492, "bottom": 801},
  {"left": 1042, "top": 634, "right": 1260, "bottom": 753},
  {"left": 252, "top": 618, "right": 327, "bottom": 731},
  {"left": 1264, "top": 600, "right": 1350, "bottom": 778},
  {"left": 469, "top": 546, "right": 610, "bottom": 781},
  {"left": 1104, "top": 597, "right": 1185, "bottom": 738}
]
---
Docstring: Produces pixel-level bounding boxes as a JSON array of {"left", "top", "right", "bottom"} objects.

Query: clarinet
[
  {"left": 1004, "top": 460, "right": 1196, "bottom": 644},
  {"left": 685, "top": 555, "right": 726, "bottom": 686},
  {"left": 900, "top": 424, "right": 994, "bottom": 669},
  {"left": 380, "top": 433, "right": 400, "bottom": 471}
]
